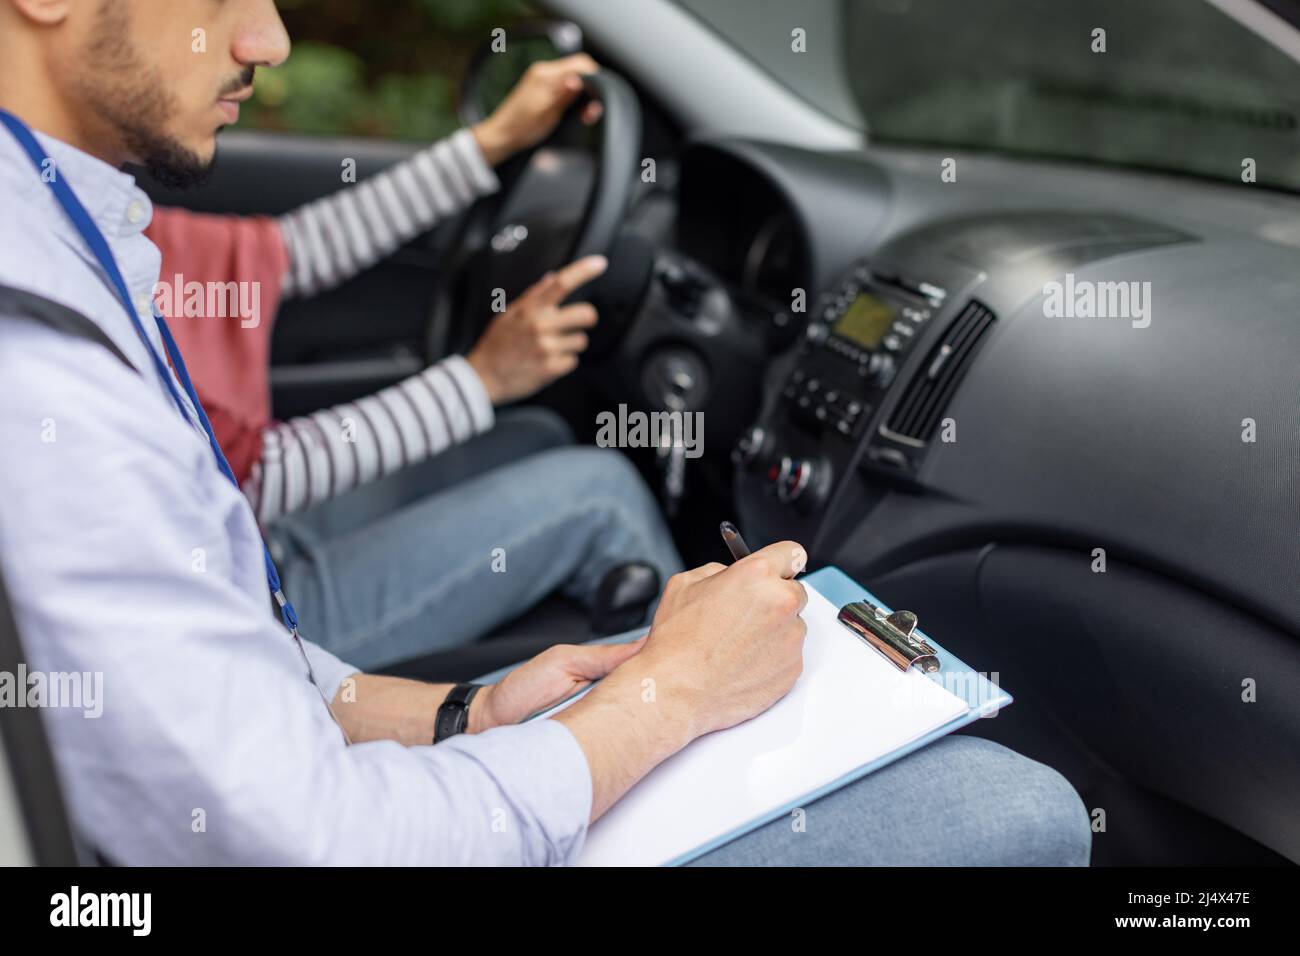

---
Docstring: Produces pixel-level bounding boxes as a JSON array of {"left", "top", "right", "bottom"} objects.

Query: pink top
[{"left": 146, "top": 206, "right": 289, "bottom": 484}]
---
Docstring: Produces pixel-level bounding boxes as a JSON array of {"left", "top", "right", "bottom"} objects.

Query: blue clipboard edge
[{"left": 662, "top": 565, "right": 1013, "bottom": 867}]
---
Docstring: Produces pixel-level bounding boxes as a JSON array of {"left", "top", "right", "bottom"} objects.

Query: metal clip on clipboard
[{"left": 837, "top": 600, "right": 940, "bottom": 674}]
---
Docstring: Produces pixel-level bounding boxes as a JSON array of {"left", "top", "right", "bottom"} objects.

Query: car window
[
  {"left": 236, "top": 0, "right": 537, "bottom": 141},
  {"left": 677, "top": 0, "right": 1300, "bottom": 192}
]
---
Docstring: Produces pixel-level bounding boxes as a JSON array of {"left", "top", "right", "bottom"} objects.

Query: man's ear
[{"left": 8, "top": 0, "right": 73, "bottom": 27}]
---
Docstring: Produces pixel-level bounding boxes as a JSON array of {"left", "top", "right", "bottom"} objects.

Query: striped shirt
[{"left": 244, "top": 128, "right": 500, "bottom": 525}]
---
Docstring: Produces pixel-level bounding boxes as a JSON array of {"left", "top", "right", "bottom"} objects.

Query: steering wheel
[{"left": 449, "top": 69, "right": 649, "bottom": 360}]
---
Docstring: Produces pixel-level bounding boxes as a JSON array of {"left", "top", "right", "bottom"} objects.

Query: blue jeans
[
  {"left": 267, "top": 408, "right": 684, "bottom": 670},
  {"left": 475, "top": 632, "right": 1092, "bottom": 866},
  {"left": 690, "top": 734, "right": 1091, "bottom": 866}
]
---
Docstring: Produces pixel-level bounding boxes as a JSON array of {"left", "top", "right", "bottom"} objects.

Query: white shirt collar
[
  {"left": 30, "top": 131, "right": 155, "bottom": 240},
  {"left": 0, "top": 120, "right": 202, "bottom": 424}
]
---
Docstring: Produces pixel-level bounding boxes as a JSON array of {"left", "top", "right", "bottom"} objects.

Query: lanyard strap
[{"left": 0, "top": 109, "right": 299, "bottom": 634}]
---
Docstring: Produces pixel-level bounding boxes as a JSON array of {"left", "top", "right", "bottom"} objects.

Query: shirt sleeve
[
  {"left": 278, "top": 128, "right": 499, "bottom": 300},
  {"left": 0, "top": 324, "right": 590, "bottom": 865},
  {"left": 244, "top": 354, "right": 494, "bottom": 525},
  {"left": 298, "top": 639, "right": 359, "bottom": 705}
]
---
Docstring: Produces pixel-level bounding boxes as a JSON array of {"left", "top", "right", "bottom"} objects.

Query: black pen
[{"left": 719, "top": 520, "right": 752, "bottom": 562}]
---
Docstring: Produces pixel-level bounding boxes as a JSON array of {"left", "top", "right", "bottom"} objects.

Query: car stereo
[
  {"left": 784, "top": 265, "right": 945, "bottom": 441},
  {"left": 733, "top": 262, "right": 947, "bottom": 511}
]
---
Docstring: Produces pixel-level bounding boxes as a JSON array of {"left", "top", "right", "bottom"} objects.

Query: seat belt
[
  {"left": 1, "top": 286, "right": 134, "bottom": 864},
  {"left": 0, "top": 283, "right": 140, "bottom": 373},
  {"left": 0, "top": 285, "right": 352, "bottom": 741}
]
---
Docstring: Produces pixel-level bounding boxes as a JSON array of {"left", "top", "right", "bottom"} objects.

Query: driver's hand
[
  {"left": 465, "top": 255, "right": 608, "bottom": 405},
  {"left": 472, "top": 53, "right": 604, "bottom": 166}
]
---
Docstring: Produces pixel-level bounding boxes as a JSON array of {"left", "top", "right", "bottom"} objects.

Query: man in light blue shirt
[{"left": 0, "top": 0, "right": 1089, "bottom": 866}]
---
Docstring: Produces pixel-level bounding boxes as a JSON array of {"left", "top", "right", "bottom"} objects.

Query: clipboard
[{"left": 528, "top": 565, "right": 1011, "bottom": 866}]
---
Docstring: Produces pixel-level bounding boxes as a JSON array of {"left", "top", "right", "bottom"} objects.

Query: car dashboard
[{"left": 659, "top": 136, "right": 1300, "bottom": 863}]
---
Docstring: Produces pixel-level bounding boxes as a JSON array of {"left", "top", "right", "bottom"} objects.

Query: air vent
[{"left": 885, "top": 300, "right": 996, "bottom": 443}]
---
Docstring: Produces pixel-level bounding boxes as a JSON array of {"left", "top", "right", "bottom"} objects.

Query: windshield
[{"left": 675, "top": 0, "right": 1300, "bottom": 192}]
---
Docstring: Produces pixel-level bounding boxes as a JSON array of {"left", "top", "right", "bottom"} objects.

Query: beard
[
  {"left": 71, "top": 2, "right": 220, "bottom": 190},
  {"left": 132, "top": 135, "right": 219, "bottom": 191}
]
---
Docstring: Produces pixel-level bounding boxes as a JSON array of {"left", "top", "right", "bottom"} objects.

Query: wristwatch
[{"left": 433, "top": 683, "right": 483, "bottom": 743}]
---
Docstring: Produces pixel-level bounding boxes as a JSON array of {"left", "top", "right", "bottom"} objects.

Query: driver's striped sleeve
[
  {"left": 277, "top": 128, "right": 500, "bottom": 300},
  {"left": 243, "top": 354, "right": 494, "bottom": 525}
]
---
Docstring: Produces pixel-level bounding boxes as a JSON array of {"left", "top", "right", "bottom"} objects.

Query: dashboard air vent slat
[{"left": 887, "top": 300, "right": 997, "bottom": 443}]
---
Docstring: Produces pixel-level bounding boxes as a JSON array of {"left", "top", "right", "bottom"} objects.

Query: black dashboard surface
[
  {"left": 682, "top": 138, "right": 1300, "bottom": 861},
  {"left": 683, "top": 138, "right": 1300, "bottom": 635}
]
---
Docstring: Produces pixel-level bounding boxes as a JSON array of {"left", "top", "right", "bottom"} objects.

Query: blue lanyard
[{"left": 0, "top": 109, "right": 301, "bottom": 636}]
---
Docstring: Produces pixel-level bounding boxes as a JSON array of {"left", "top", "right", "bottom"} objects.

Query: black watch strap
[{"left": 433, "top": 683, "right": 483, "bottom": 743}]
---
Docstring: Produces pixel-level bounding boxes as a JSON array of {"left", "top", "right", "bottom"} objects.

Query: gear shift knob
[{"left": 589, "top": 562, "right": 661, "bottom": 635}]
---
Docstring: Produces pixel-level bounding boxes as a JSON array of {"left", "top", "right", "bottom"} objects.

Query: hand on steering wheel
[{"left": 470, "top": 54, "right": 604, "bottom": 166}]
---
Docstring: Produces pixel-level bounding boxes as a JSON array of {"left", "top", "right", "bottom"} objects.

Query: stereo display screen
[{"left": 833, "top": 293, "right": 895, "bottom": 349}]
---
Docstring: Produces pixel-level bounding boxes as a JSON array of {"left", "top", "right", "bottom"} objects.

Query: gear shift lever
[
  {"left": 590, "top": 562, "right": 660, "bottom": 635},
  {"left": 655, "top": 391, "right": 687, "bottom": 518},
  {"left": 643, "top": 348, "right": 707, "bottom": 517}
]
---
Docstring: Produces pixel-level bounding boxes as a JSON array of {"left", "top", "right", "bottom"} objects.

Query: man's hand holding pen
[{"left": 555, "top": 538, "right": 808, "bottom": 819}]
